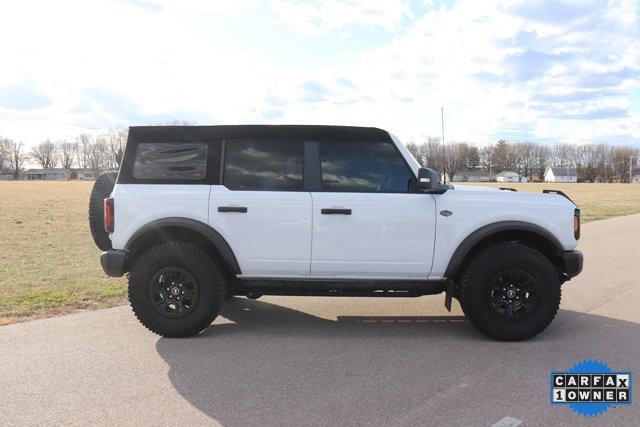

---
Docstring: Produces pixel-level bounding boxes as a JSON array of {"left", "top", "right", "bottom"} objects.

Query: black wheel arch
[
  {"left": 124, "top": 218, "right": 241, "bottom": 276},
  {"left": 445, "top": 221, "right": 566, "bottom": 281}
]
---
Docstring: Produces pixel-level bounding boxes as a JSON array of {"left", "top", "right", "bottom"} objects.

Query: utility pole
[{"left": 441, "top": 107, "right": 446, "bottom": 184}]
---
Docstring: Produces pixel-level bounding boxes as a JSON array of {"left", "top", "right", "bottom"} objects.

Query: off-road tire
[
  {"left": 458, "top": 242, "right": 561, "bottom": 341},
  {"left": 128, "top": 242, "right": 225, "bottom": 337},
  {"left": 88, "top": 171, "right": 118, "bottom": 251}
]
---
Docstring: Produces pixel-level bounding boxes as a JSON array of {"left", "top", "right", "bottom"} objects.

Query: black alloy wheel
[
  {"left": 148, "top": 267, "right": 200, "bottom": 318},
  {"left": 485, "top": 269, "right": 539, "bottom": 322},
  {"left": 457, "top": 242, "right": 562, "bottom": 341}
]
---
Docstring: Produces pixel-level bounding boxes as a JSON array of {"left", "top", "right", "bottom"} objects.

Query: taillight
[
  {"left": 104, "top": 198, "right": 114, "bottom": 233},
  {"left": 574, "top": 208, "right": 580, "bottom": 240}
]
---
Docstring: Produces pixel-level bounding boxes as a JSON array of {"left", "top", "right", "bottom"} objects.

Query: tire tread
[
  {"left": 458, "top": 242, "right": 561, "bottom": 341},
  {"left": 88, "top": 171, "right": 117, "bottom": 251},
  {"left": 128, "top": 241, "right": 225, "bottom": 337}
]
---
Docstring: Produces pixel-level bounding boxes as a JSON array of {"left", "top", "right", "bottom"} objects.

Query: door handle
[
  {"left": 218, "top": 206, "right": 247, "bottom": 213},
  {"left": 321, "top": 208, "right": 351, "bottom": 215}
]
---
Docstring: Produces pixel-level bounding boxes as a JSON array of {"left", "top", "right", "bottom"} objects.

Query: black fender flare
[
  {"left": 444, "top": 221, "right": 564, "bottom": 278},
  {"left": 125, "top": 217, "right": 241, "bottom": 274}
]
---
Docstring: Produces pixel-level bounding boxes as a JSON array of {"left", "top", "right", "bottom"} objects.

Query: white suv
[{"left": 91, "top": 125, "right": 582, "bottom": 341}]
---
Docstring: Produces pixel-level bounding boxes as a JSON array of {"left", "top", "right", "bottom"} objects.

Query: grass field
[
  {"left": 1, "top": 181, "right": 639, "bottom": 325},
  {"left": 0, "top": 181, "right": 126, "bottom": 325},
  {"left": 466, "top": 182, "right": 640, "bottom": 222}
]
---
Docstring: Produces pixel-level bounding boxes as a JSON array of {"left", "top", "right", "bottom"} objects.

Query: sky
[{"left": 0, "top": 0, "right": 639, "bottom": 147}]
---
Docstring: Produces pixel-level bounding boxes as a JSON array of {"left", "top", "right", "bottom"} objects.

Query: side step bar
[{"left": 230, "top": 278, "right": 447, "bottom": 298}]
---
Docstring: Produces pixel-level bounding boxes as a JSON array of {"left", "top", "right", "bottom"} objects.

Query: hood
[
  {"left": 446, "top": 184, "right": 576, "bottom": 208},
  {"left": 450, "top": 184, "right": 500, "bottom": 192}
]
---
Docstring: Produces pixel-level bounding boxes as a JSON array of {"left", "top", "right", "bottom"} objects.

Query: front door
[
  {"left": 310, "top": 141, "right": 436, "bottom": 277},
  {"left": 210, "top": 139, "right": 311, "bottom": 277}
]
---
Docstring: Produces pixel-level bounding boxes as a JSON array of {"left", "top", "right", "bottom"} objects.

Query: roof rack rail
[{"left": 499, "top": 187, "right": 517, "bottom": 192}]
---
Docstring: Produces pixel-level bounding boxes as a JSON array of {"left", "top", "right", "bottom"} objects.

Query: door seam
[{"left": 308, "top": 191, "right": 314, "bottom": 275}]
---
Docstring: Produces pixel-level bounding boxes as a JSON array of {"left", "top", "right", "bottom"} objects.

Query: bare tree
[
  {"left": 423, "top": 137, "right": 443, "bottom": 172},
  {"left": 31, "top": 140, "right": 58, "bottom": 170},
  {"left": 445, "top": 143, "right": 476, "bottom": 178},
  {"left": 88, "top": 135, "right": 110, "bottom": 171},
  {"left": 58, "top": 141, "right": 75, "bottom": 169},
  {"left": 576, "top": 144, "right": 597, "bottom": 182},
  {"left": 465, "top": 145, "right": 480, "bottom": 170},
  {"left": 611, "top": 146, "right": 637, "bottom": 181},
  {"left": 479, "top": 145, "right": 494, "bottom": 173},
  {"left": 492, "top": 139, "right": 510, "bottom": 172},
  {"left": 514, "top": 142, "right": 536, "bottom": 179},
  {"left": 552, "top": 143, "right": 575, "bottom": 167},
  {"left": 76, "top": 134, "right": 92, "bottom": 169},
  {"left": 0, "top": 137, "right": 10, "bottom": 171},
  {"left": 7, "top": 140, "right": 29, "bottom": 179},
  {"left": 105, "top": 128, "right": 127, "bottom": 169},
  {"left": 405, "top": 141, "right": 423, "bottom": 166}
]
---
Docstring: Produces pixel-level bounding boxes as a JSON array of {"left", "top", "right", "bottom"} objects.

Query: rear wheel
[
  {"left": 88, "top": 171, "right": 117, "bottom": 251},
  {"left": 129, "top": 242, "right": 225, "bottom": 337},
  {"left": 458, "top": 242, "right": 561, "bottom": 341}
]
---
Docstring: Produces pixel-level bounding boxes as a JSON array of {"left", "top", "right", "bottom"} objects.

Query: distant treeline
[
  {"left": 3, "top": 130, "right": 639, "bottom": 182},
  {"left": 0, "top": 129, "right": 127, "bottom": 179},
  {"left": 406, "top": 138, "right": 639, "bottom": 182}
]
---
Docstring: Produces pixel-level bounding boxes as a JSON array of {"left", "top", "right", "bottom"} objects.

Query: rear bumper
[
  {"left": 561, "top": 250, "right": 583, "bottom": 279},
  {"left": 100, "top": 250, "right": 127, "bottom": 277}
]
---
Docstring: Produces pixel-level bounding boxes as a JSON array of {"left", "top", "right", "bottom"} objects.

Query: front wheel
[
  {"left": 458, "top": 242, "right": 561, "bottom": 341},
  {"left": 128, "top": 242, "right": 225, "bottom": 337}
]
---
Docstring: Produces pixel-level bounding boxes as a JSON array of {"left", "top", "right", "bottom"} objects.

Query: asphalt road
[{"left": 2, "top": 215, "right": 640, "bottom": 426}]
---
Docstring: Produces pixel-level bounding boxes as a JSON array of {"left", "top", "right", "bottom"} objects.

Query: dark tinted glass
[
  {"left": 133, "top": 143, "right": 207, "bottom": 180},
  {"left": 320, "top": 141, "right": 413, "bottom": 192},
  {"left": 224, "top": 140, "right": 304, "bottom": 190}
]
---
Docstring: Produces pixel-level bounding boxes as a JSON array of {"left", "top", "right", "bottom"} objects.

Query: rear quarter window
[{"left": 133, "top": 143, "right": 207, "bottom": 180}]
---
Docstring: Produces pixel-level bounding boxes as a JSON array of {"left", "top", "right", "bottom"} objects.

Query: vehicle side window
[
  {"left": 224, "top": 140, "right": 304, "bottom": 190},
  {"left": 319, "top": 141, "right": 413, "bottom": 192},
  {"left": 133, "top": 143, "right": 207, "bottom": 180}
]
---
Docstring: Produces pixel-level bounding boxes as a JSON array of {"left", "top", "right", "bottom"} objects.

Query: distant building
[
  {"left": 24, "top": 168, "right": 71, "bottom": 180},
  {"left": 544, "top": 167, "right": 578, "bottom": 183},
  {"left": 496, "top": 171, "right": 526, "bottom": 183},
  {"left": 632, "top": 168, "right": 640, "bottom": 184},
  {"left": 0, "top": 168, "right": 14, "bottom": 180},
  {"left": 450, "top": 171, "right": 495, "bottom": 182},
  {"left": 467, "top": 171, "right": 495, "bottom": 182},
  {"left": 69, "top": 168, "right": 98, "bottom": 180},
  {"left": 22, "top": 168, "right": 101, "bottom": 180}
]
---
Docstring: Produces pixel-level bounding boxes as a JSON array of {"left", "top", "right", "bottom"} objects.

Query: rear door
[
  {"left": 310, "top": 140, "right": 436, "bottom": 277},
  {"left": 209, "top": 139, "right": 312, "bottom": 276}
]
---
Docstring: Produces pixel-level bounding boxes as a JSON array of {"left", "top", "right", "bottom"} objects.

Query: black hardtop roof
[{"left": 127, "top": 125, "right": 390, "bottom": 143}]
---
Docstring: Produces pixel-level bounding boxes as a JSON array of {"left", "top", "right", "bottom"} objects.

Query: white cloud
[
  {"left": 260, "top": 0, "right": 640, "bottom": 145},
  {"left": 269, "top": 0, "right": 413, "bottom": 35},
  {"left": 0, "top": 0, "right": 638, "bottom": 146}
]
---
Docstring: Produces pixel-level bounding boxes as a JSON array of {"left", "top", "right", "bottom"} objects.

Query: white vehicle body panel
[
  {"left": 310, "top": 192, "right": 436, "bottom": 277},
  {"left": 110, "top": 184, "right": 210, "bottom": 250},
  {"left": 428, "top": 185, "right": 577, "bottom": 279},
  {"left": 209, "top": 185, "right": 312, "bottom": 276}
]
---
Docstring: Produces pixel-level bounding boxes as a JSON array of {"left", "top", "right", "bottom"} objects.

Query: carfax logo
[{"left": 551, "top": 359, "right": 632, "bottom": 416}]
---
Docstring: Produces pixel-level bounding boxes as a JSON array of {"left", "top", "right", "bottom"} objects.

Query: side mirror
[{"left": 416, "top": 168, "right": 434, "bottom": 190}]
